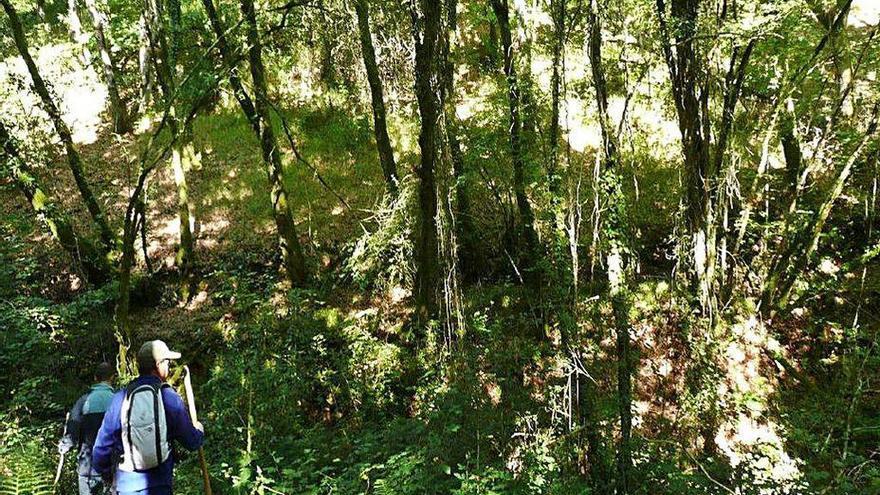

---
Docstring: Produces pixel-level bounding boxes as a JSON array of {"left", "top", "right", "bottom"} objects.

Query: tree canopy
[{"left": 1, "top": 0, "right": 879, "bottom": 493}]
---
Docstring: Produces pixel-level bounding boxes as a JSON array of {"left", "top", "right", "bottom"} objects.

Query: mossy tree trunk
[
  {"left": 240, "top": 0, "right": 308, "bottom": 285},
  {"left": 1, "top": 122, "right": 110, "bottom": 285},
  {"left": 143, "top": 0, "right": 200, "bottom": 298},
  {"left": 354, "top": 0, "right": 399, "bottom": 197},
  {"left": 201, "top": 0, "right": 259, "bottom": 135},
  {"left": 441, "top": 0, "right": 476, "bottom": 281},
  {"left": 547, "top": 0, "right": 564, "bottom": 197},
  {"left": 2, "top": 0, "right": 116, "bottom": 252},
  {"left": 490, "top": 0, "right": 540, "bottom": 281},
  {"left": 586, "top": 0, "right": 633, "bottom": 491},
  {"left": 412, "top": 0, "right": 442, "bottom": 324}
]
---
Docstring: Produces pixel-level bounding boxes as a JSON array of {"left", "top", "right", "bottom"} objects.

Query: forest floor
[{"left": 2, "top": 48, "right": 878, "bottom": 495}]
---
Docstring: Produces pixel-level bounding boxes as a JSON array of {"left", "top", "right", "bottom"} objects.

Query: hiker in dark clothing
[
  {"left": 59, "top": 362, "right": 116, "bottom": 495},
  {"left": 92, "top": 340, "right": 204, "bottom": 495}
]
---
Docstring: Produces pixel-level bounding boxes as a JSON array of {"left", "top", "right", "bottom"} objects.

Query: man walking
[
  {"left": 59, "top": 362, "right": 116, "bottom": 494},
  {"left": 92, "top": 340, "right": 204, "bottom": 495}
]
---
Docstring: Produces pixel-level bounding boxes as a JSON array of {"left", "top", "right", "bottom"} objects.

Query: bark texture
[
  {"left": 355, "top": 0, "right": 399, "bottom": 196},
  {"left": 587, "top": 0, "right": 632, "bottom": 490},
  {"left": 490, "top": 0, "right": 540, "bottom": 278},
  {"left": 412, "top": 0, "right": 442, "bottom": 323},
  {"left": 241, "top": 0, "right": 308, "bottom": 285}
]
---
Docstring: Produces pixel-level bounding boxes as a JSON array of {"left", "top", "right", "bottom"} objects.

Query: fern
[{"left": 0, "top": 443, "right": 54, "bottom": 495}]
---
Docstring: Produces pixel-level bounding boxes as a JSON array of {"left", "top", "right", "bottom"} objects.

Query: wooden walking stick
[
  {"left": 183, "top": 365, "right": 213, "bottom": 495},
  {"left": 53, "top": 412, "right": 70, "bottom": 486}
]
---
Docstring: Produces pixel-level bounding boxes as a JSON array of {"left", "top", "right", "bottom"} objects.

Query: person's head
[
  {"left": 136, "top": 340, "right": 182, "bottom": 381},
  {"left": 95, "top": 362, "right": 115, "bottom": 384}
]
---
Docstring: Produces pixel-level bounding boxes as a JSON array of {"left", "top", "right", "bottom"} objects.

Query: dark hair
[
  {"left": 137, "top": 357, "right": 156, "bottom": 376},
  {"left": 95, "top": 362, "right": 115, "bottom": 382}
]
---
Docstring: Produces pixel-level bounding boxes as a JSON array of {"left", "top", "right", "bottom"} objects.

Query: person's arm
[
  {"left": 91, "top": 392, "right": 122, "bottom": 475},
  {"left": 163, "top": 387, "right": 205, "bottom": 451},
  {"left": 58, "top": 394, "right": 86, "bottom": 454}
]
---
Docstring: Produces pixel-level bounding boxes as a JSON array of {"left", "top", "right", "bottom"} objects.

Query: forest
[{"left": 0, "top": 0, "right": 879, "bottom": 492}]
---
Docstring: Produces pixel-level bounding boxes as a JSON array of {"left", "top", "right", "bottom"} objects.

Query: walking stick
[
  {"left": 183, "top": 365, "right": 213, "bottom": 495},
  {"left": 54, "top": 412, "right": 70, "bottom": 486}
]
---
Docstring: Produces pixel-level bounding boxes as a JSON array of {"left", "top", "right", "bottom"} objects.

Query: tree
[
  {"left": 1, "top": 0, "right": 116, "bottom": 252},
  {"left": 138, "top": 11, "right": 156, "bottom": 112},
  {"left": 440, "top": 0, "right": 476, "bottom": 280},
  {"left": 490, "top": 0, "right": 540, "bottom": 280},
  {"left": 0, "top": 121, "right": 110, "bottom": 285},
  {"left": 655, "top": 0, "right": 754, "bottom": 315},
  {"left": 66, "top": 0, "right": 92, "bottom": 64},
  {"left": 240, "top": 0, "right": 308, "bottom": 285},
  {"left": 200, "top": 0, "right": 258, "bottom": 136},
  {"left": 142, "top": 0, "right": 203, "bottom": 299},
  {"left": 763, "top": 102, "right": 880, "bottom": 312},
  {"left": 586, "top": 0, "right": 632, "bottom": 490},
  {"left": 354, "top": 0, "right": 399, "bottom": 197},
  {"left": 411, "top": 0, "right": 442, "bottom": 323},
  {"left": 83, "top": 0, "right": 131, "bottom": 133},
  {"left": 547, "top": 0, "right": 565, "bottom": 196}
]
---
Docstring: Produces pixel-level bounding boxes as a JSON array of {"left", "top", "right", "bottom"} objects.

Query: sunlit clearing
[
  {"left": 0, "top": 43, "right": 107, "bottom": 144},
  {"left": 850, "top": 0, "right": 880, "bottom": 27},
  {"left": 135, "top": 113, "right": 154, "bottom": 134}
]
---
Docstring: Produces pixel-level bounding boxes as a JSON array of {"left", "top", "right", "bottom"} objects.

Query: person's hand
[
  {"left": 58, "top": 442, "right": 69, "bottom": 455},
  {"left": 193, "top": 419, "right": 204, "bottom": 432}
]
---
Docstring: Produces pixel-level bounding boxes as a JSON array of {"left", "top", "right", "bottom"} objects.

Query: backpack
[{"left": 119, "top": 382, "right": 171, "bottom": 471}]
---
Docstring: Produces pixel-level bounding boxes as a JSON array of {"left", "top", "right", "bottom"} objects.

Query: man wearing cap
[
  {"left": 59, "top": 362, "right": 116, "bottom": 494},
  {"left": 92, "top": 340, "right": 204, "bottom": 495}
]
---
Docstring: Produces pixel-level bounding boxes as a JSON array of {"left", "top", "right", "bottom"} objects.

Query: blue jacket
[
  {"left": 91, "top": 376, "right": 204, "bottom": 492},
  {"left": 59, "top": 382, "right": 115, "bottom": 476}
]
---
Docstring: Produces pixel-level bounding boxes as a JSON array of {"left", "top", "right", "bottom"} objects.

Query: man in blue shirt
[
  {"left": 92, "top": 340, "right": 204, "bottom": 495},
  {"left": 59, "top": 362, "right": 116, "bottom": 495}
]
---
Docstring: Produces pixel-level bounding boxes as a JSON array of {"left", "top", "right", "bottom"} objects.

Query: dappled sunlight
[
  {"left": 563, "top": 97, "right": 601, "bottom": 153},
  {"left": 0, "top": 43, "right": 107, "bottom": 144},
  {"left": 2, "top": 0, "right": 877, "bottom": 491},
  {"left": 714, "top": 315, "right": 806, "bottom": 492},
  {"left": 455, "top": 77, "right": 498, "bottom": 122},
  {"left": 195, "top": 214, "right": 231, "bottom": 250}
]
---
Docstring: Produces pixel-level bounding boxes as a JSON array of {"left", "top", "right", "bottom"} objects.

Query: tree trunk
[
  {"left": 1, "top": 122, "right": 110, "bottom": 285},
  {"left": 412, "top": 0, "right": 442, "bottom": 323},
  {"left": 656, "top": 0, "right": 714, "bottom": 313},
  {"left": 440, "top": 0, "right": 476, "bottom": 281},
  {"left": 172, "top": 124, "right": 198, "bottom": 299},
  {"left": 354, "top": 0, "right": 399, "bottom": 196},
  {"left": 167, "top": 0, "right": 182, "bottom": 70},
  {"left": 514, "top": 0, "right": 537, "bottom": 140},
  {"left": 117, "top": 197, "right": 141, "bottom": 337},
  {"left": 138, "top": 11, "right": 154, "bottom": 113},
  {"left": 143, "top": 0, "right": 199, "bottom": 297},
  {"left": 548, "top": 0, "right": 564, "bottom": 196},
  {"left": 587, "top": 0, "right": 633, "bottom": 490},
  {"left": 83, "top": 0, "right": 132, "bottom": 134},
  {"left": 490, "top": 0, "right": 540, "bottom": 277},
  {"left": 764, "top": 102, "right": 880, "bottom": 312},
  {"left": 200, "top": 0, "right": 260, "bottom": 136},
  {"left": 241, "top": 0, "right": 308, "bottom": 285},
  {"left": 67, "top": 0, "right": 92, "bottom": 64},
  {"left": 2, "top": 0, "right": 116, "bottom": 252},
  {"left": 780, "top": 99, "right": 803, "bottom": 204}
]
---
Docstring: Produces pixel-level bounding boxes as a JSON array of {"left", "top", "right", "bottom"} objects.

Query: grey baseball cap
[{"left": 137, "top": 340, "right": 182, "bottom": 371}]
